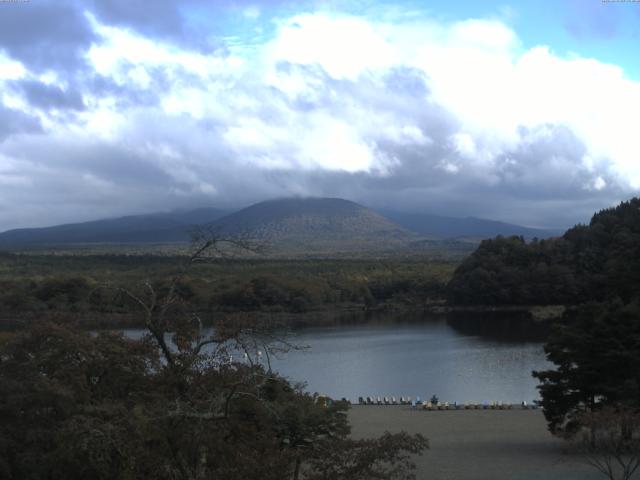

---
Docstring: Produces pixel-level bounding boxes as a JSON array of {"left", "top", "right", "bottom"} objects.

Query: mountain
[
  {"left": 378, "top": 210, "right": 562, "bottom": 239},
  {"left": 211, "top": 198, "right": 413, "bottom": 250},
  {"left": 0, "top": 199, "right": 413, "bottom": 252},
  {"left": 0, "top": 208, "right": 228, "bottom": 247},
  {"left": 0, "top": 197, "right": 561, "bottom": 252}
]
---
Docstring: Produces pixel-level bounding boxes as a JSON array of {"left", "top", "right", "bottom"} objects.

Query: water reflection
[
  {"left": 119, "top": 313, "right": 550, "bottom": 403},
  {"left": 445, "top": 311, "right": 551, "bottom": 342},
  {"left": 270, "top": 320, "right": 548, "bottom": 403}
]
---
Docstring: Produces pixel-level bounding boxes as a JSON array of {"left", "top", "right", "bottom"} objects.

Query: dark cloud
[
  {"left": 89, "top": 1, "right": 185, "bottom": 34},
  {"left": 11, "top": 80, "right": 85, "bottom": 111},
  {"left": 205, "top": 65, "right": 620, "bottom": 228},
  {"left": 490, "top": 126, "right": 586, "bottom": 194},
  {"left": 0, "top": 1, "right": 95, "bottom": 71},
  {"left": 0, "top": 0, "right": 232, "bottom": 74},
  {"left": 86, "top": 0, "right": 232, "bottom": 52},
  {"left": 83, "top": 75, "right": 164, "bottom": 110},
  {"left": 0, "top": 118, "right": 627, "bottom": 231},
  {"left": 0, "top": 105, "right": 42, "bottom": 141},
  {"left": 3, "top": 136, "right": 175, "bottom": 191},
  {"left": 346, "top": 124, "right": 620, "bottom": 228},
  {"left": 86, "top": 0, "right": 306, "bottom": 51},
  {"left": 87, "top": 1, "right": 200, "bottom": 49}
]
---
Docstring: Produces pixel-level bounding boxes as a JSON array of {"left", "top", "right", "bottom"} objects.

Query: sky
[{"left": 0, "top": 0, "right": 639, "bottom": 231}]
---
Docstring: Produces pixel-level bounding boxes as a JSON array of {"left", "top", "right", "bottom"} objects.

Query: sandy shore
[{"left": 348, "top": 406, "right": 601, "bottom": 480}]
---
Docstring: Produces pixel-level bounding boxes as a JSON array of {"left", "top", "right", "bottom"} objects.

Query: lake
[{"left": 123, "top": 313, "right": 550, "bottom": 404}]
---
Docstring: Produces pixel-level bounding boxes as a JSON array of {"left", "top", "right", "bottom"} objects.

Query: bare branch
[{"left": 571, "top": 407, "right": 640, "bottom": 480}]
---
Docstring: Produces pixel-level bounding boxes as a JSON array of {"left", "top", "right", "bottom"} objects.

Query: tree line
[
  {"left": 447, "top": 198, "right": 640, "bottom": 305},
  {"left": 0, "top": 257, "right": 451, "bottom": 324}
]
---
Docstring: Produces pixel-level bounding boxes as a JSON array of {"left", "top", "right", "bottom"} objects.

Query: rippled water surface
[
  {"left": 123, "top": 316, "right": 549, "bottom": 403},
  {"left": 269, "top": 321, "right": 549, "bottom": 403}
]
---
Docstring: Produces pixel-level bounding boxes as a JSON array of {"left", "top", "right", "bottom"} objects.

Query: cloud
[
  {"left": 0, "top": 105, "right": 42, "bottom": 141},
  {"left": 0, "top": 1, "right": 95, "bottom": 72},
  {"left": 10, "top": 79, "right": 86, "bottom": 111},
  {"left": 85, "top": 0, "right": 297, "bottom": 50},
  {"left": 86, "top": 0, "right": 213, "bottom": 51},
  {"left": 0, "top": 6, "right": 638, "bottom": 231}
]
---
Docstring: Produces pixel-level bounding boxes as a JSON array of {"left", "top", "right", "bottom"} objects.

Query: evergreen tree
[
  {"left": 447, "top": 197, "right": 640, "bottom": 306},
  {"left": 533, "top": 301, "right": 640, "bottom": 435}
]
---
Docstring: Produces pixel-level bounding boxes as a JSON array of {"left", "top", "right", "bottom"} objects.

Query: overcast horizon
[{"left": 1, "top": 0, "right": 639, "bottom": 231}]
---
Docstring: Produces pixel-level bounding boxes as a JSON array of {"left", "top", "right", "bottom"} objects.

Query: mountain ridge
[
  {"left": 0, "top": 208, "right": 228, "bottom": 246},
  {"left": 0, "top": 197, "right": 562, "bottom": 250},
  {"left": 379, "top": 210, "right": 561, "bottom": 239}
]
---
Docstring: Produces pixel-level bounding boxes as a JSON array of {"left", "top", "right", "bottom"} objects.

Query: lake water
[
  {"left": 122, "top": 314, "right": 550, "bottom": 404},
  {"left": 270, "top": 320, "right": 548, "bottom": 403}
]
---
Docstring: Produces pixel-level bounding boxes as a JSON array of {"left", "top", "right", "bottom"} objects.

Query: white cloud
[
  {"left": 0, "top": 53, "right": 26, "bottom": 81},
  {"left": 77, "top": 11, "right": 640, "bottom": 185},
  {"left": 86, "top": 13, "right": 246, "bottom": 83},
  {"left": 451, "top": 133, "right": 477, "bottom": 158},
  {"left": 0, "top": 8, "right": 638, "bottom": 229},
  {"left": 265, "top": 14, "right": 397, "bottom": 80},
  {"left": 258, "top": 12, "right": 640, "bottom": 186},
  {"left": 593, "top": 176, "right": 606, "bottom": 191}
]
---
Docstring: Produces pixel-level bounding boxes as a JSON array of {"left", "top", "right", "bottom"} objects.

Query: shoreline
[{"left": 0, "top": 303, "right": 564, "bottom": 332}]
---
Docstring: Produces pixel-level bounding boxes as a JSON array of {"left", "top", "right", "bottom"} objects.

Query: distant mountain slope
[
  {"left": 378, "top": 210, "right": 561, "bottom": 239},
  {"left": 212, "top": 198, "right": 412, "bottom": 244},
  {"left": 0, "top": 199, "right": 413, "bottom": 251},
  {"left": 0, "top": 208, "right": 228, "bottom": 246},
  {"left": 0, "top": 197, "right": 560, "bottom": 252}
]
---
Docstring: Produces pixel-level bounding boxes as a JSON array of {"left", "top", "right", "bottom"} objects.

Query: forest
[
  {"left": 447, "top": 198, "right": 640, "bottom": 306},
  {"left": 0, "top": 240, "right": 433, "bottom": 480},
  {"left": 0, "top": 254, "right": 453, "bottom": 329}
]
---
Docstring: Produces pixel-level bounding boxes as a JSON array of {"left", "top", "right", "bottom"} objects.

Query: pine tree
[{"left": 533, "top": 301, "right": 640, "bottom": 435}]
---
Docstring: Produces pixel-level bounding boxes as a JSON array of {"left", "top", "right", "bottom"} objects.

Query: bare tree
[
  {"left": 107, "top": 228, "right": 268, "bottom": 365},
  {"left": 87, "top": 230, "right": 427, "bottom": 480}
]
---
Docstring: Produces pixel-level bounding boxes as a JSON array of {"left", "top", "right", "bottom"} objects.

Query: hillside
[
  {"left": 211, "top": 198, "right": 415, "bottom": 252},
  {"left": 378, "top": 210, "right": 561, "bottom": 239},
  {"left": 0, "top": 208, "right": 228, "bottom": 247},
  {"left": 0, "top": 198, "right": 417, "bottom": 253},
  {"left": 0, "top": 197, "right": 564, "bottom": 254},
  {"left": 446, "top": 197, "right": 640, "bottom": 305}
]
